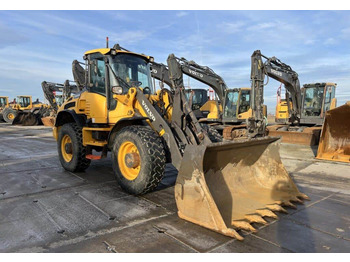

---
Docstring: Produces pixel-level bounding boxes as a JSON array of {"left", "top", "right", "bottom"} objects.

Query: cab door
[{"left": 82, "top": 54, "right": 108, "bottom": 124}]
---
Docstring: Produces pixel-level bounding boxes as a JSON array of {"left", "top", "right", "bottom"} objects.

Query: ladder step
[{"left": 86, "top": 154, "right": 102, "bottom": 160}]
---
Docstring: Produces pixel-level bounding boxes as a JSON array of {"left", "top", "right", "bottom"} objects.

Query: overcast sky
[{"left": 0, "top": 10, "right": 349, "bottom": 112}]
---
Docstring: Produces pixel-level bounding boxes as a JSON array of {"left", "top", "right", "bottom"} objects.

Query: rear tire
[
  {"left": 57, "top": 123, "right": 91, "bottom": 172},
  {"left": 3, "top": 108, "right": 17, "bottom": 123},
  {"left": 112, "top": 125, "right": 166, "bottom": 195}
]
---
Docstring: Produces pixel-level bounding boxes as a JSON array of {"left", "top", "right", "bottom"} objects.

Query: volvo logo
[{"left": 141, "top": 100, "right": 156, "bottom": 122}]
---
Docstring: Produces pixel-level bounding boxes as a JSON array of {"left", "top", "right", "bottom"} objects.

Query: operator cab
[
  {"left": 301, "top": 83, "right": 336, "bottom": 119},
  {"left": 18, "top": 96, "right": 31, "bottom": 108},
  {"left": 223, "top": 88, "right": 251, "bottom": 121},
  {"left": 86, "top": 47, "right": 154, "bottom": 94},
  {"left": 0, "top": 97, "right": 7, "bottom": 107}
]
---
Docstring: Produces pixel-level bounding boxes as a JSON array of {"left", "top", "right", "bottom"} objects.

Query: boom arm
[
  {"left": 250, "top": 50, "right": 301, "bottom": 135},
  {"left": 165, "top": 55, "right": 228, "bottom": 103},
  {"left": 150, "top": 61, "right": 172, "bottom": 88},
  {"left": 42, "top": 80, "right": 81, "bottom": 111}
]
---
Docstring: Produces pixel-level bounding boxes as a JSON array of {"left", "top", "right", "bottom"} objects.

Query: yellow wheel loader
[
  {"left": 52, "top": 44, "right": 308, "bottom": 240},
  {"left": 0, "top": 96, "right": 9, "bottom": 122},
  {"left": 7, "top": 95, "right": 49, "bottom": 125}
]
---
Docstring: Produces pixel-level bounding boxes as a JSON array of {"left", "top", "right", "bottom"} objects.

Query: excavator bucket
[
  {"left": 316, "top": 102, "right": 350, "bottom": 163},
  {"left": 175, "top": 137, "right": 308, "bottom": 240}
]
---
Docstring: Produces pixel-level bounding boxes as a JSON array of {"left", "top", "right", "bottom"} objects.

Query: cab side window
[{"left": 89, "top": 58, "right": 106, "bottom": 95}]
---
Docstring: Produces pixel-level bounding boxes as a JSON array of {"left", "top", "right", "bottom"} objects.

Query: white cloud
[
  {"left": 220, "top": 21, "right": 246, "bottom": 33},
  {"left": 176, "top": 11, "right": 188, "bottom": 17},
  {"left": 247, "top": 22, "right": 276, "bottom": 31}
]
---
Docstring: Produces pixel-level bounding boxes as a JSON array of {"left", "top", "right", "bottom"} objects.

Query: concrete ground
[{"left": 0, "top": 123, "right": 349, "bottom": 253}]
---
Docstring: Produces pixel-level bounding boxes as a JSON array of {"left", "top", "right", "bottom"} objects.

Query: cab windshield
[
  {"left": 110, "top": 54, "right": 154, "bottom": 93},
  {"left": 223, "top": 90, "right": 239, "bottom": 118},
  {"left": 18, "top": 96, "right": 31, "bottom": 107},
  {"left": 0, "top": 97, "right": 7, "bottom": 107},
  {"left": 302, "top": 86, "right": 324, "bottom": 117}
]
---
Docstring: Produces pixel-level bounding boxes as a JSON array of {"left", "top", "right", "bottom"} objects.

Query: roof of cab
[{"left": 84, "top": 48, "right": 151, "bottom": 60}]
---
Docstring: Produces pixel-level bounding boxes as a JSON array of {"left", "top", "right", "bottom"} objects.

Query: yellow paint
[
  {"left": 200, "top": 100, "right": 222, "bottom": 120},
  {"left": 117, "top": 141, "right": 141, "bottom": 180},
  {"left": 82, "top": 127, "right": 109, "bottom": 147},
  {"left": 159, "top": 129, "right": 165, "bottom": 136},
  {"left": 275, "top": 100, "right": 291, "bottom": 123},
  {"left": 61, "top": 134, "right": 73, "bottom": 162}
]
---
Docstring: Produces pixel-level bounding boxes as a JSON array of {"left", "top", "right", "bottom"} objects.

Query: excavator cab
[
  {"left": 222, "top": 88, "right": 252, "bottom": 123},
  {"left": 184, "top": 88, "right": 209, "bottom": 119},
  {"left": 275, "top": 85, "right": 292, "bottom": 124},
  {"left": 300, "top": 83, "right": 337, "bottom": 125}
]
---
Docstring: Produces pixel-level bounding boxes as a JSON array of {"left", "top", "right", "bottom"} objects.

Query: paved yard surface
[{"left": 0, "top": 123, "right": 349, "bottom": 253}]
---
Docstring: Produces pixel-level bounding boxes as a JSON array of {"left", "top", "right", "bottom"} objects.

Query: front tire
[
  {"left": 3, "top": 108, "right": 17, "bottom": 123},
  {"left": 112, "top": 125, "right": 166, "bottom": 195},
  {"left": 57, "top": 123, "right": 91, "bottom": 172}
]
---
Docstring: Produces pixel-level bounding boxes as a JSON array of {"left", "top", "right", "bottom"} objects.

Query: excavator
[
  {"left": 250, "top": 50, "right": 337, "bottom": 145},
  {"left": 150, "top": 57, "right": 260, "bottom": 139},
  {"left": 0, "top": 96, "right": 9, "bottom": 122},
  {"left": 51, "top": 44, "right": 308, "bottom": 240}
]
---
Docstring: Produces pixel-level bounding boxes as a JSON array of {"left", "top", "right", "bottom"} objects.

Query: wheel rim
[
  {"left": 118, "top": 141, "right": 141, "bottom": 180},
  {"left": 61, "top": 134, "right": 73, "bottom": 162},
  {"left": 8, "top": 112, "right": 14, "bottom": 120}
]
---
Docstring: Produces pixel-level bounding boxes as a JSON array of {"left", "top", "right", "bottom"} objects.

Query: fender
[
  {"left": 107, "top": 116, "right": 149, "bottom": 149},
  {"left": 55, "top": 109, "right": 86, "bottom": 127}
]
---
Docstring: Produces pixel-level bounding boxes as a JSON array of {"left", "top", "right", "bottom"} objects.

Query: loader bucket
[
  {"left": 12, "top": 111, "right": 42, "bottom": 126},
  {"left": 41, "top": 116, "right": 55, "bottom": 127},
  {"left": 316, "top": 102, "right": 350, "bottom": 163},
  {"left": 175, "top": 137, "right": 308, "bottom": 240}
]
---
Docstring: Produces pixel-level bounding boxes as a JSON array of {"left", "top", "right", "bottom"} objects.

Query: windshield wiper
[{"left": 107, "top": 64, "right": 130, "bottom": 89}]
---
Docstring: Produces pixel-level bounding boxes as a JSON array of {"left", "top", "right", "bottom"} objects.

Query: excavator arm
[
  {"left": 166, "top": 55, "right": 227, "bottom": 103},
  {"left": 150, "top": 61, "right": 172, "bottom": 88},
  {"left": 250, "top": 50, "right": 301, "bottom": 136}
]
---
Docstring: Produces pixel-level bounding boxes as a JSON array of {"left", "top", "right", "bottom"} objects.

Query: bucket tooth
[
  {"left": 232, "top": 221, "right": 257, "bottom": 232},
  {"left": 230, "top": 230, "right": 244, "bottom": 241},
  {"left": 283, "top": 201, "right": 297, "bottom": 209},
  {"left": 245, "top": 214, "right": 268, "bottom": 225},
  {"left": 291, "top": 196, "right": 303, "bottom": 204},
  {"left": 298, "top": 193, "right": 310, "bottom": 200},
  {"left": 266, "top": 204, "right": 288, "bottom": 214},
  {"left": 256, "top": 209, "right": 278, "bottom": 219}
]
